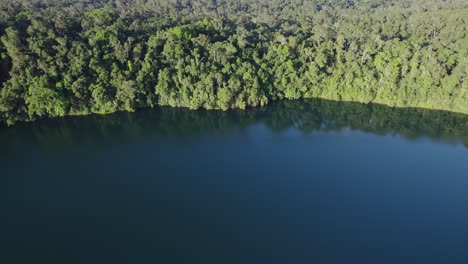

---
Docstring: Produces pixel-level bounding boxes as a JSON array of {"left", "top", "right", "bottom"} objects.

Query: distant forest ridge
[{"left": 0, "top": 0, "right": 467, "bottom": 124}]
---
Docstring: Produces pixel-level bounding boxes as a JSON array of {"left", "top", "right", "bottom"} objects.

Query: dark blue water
[{"left": 1, "top": 99, "right": 468, "bottom": 263}]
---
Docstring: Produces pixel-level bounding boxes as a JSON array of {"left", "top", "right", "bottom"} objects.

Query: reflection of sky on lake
[{"left": 1, "top": 99, "right": 468, "bottom": 264}]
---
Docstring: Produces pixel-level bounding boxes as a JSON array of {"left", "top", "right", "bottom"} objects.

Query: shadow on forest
[{"left": 1, "top": 98, "right": 467, "bottom": 154}]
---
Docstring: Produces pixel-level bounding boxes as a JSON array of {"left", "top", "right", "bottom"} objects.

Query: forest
[{"left": 0, "top": 0, "right": 467, "bottom": 124}]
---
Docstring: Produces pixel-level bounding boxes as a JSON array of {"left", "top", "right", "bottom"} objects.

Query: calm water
[{"left": 1, "top": 99, "right": 468, "bottom": 264}]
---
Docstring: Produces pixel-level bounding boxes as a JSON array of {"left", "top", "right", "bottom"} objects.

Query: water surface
[{"left": 1, "top": 99, "right": 468, "bottom": 264}]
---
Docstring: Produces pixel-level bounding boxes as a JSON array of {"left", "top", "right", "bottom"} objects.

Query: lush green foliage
[{"left": 0, "top": 0, "right": 467, "bottom": 124}]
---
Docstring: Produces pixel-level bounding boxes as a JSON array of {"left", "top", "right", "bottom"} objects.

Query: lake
[{"left": 1, "top": 99, "right": 468, "bottom": 264}]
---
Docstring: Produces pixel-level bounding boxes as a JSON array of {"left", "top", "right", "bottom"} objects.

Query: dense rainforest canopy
[{"left": 0, "top": 0, "right": 467, "bottom": 124}]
